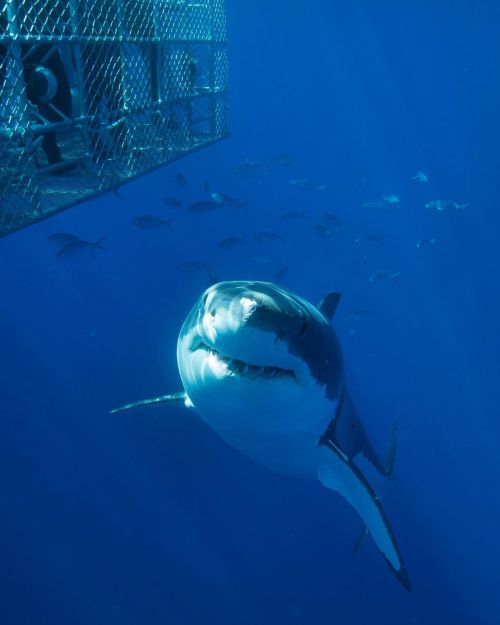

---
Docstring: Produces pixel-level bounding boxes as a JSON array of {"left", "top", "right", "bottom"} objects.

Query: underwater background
[{"left": 1, "top": 1, "right": 500, "bottom": 623}]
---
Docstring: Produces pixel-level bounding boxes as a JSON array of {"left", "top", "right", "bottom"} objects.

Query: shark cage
[{"left": 0, "top": 0, "right": 229, "bottom": 236}]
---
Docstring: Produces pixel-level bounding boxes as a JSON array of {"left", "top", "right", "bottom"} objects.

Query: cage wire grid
[{"left": 0, "top": 0, "right": 229, "bottom": 236}]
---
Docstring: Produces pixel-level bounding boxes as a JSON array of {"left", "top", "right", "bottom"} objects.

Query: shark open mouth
[{"left": 194, "top": 341, "right": 296, "bottom": 381}]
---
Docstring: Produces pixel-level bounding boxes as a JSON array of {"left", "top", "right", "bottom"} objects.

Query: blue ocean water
[{"left": 1, "top": 1, "right": 500, "bottom": 623}]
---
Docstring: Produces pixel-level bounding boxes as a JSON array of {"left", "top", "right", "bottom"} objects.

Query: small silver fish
[
  {"left": 279, "top": 210, "right": 306, "bottom": 223},
  {"left": 176, "top": 173, "right": 187, "bottom": 187},
  {"left": 362, "top": 200, "right": 388, "bottom": 209},
  {"left": 232, "top": 158, "right": 267, "bottom": 177},
  {"left": 164, "top": 196, "right": 182, "bottom": 209},
  {"left": 411, "top": 171, "right": 428, "bottom": 183},
  {"left": 273, "top": 153, "right": 295, "bottom": 166},
  {"left": 313, "top": 223, "right": 334, "bottom": 237},
  {"left": 178, "top": 260, "right": 212, "bottom": 273},
  {"left": 289, "top": 179, "right": 326, "bottom": 191},
  {"left": 416, "top": 237, "right": 437, "bottom": 248},
  {"left": 187, "top": 200, "right": 221, "bottom": 213},
  {"left": 355, "top": 232, "right": 384, "bottom": 245},
  {"left": 47, "top": 232, "right": 80, "bottom": 244},
  {"left": 210, "top": 192, "right": 247, "bottom": 208},
  {"left": 131, "top": 215, "right": 173, "bottom": 230},
  {"left": 319, "top": 212, "right": 342, "bottom": 227},
  {"left": 178, "top": 261, "right": 217, "bottom": 284},
  {"left": 217, "top": 236, "right": 245, "bottom": 250},
  {"left": 57, "top": 236, "right": 106, "bottom": 258},
  {"left": 363, "top": 196, "right": 398, "bottom": 209},
  {"left": 274, "top": 263, "right": 290, "bottom": 282},
  {"left": 246, "top": 254, "right": 277, "bottom": 265},
  {"left": 382, "top": 194, "right": 400, "bottom": 205},
  {"left": 369, "top": 270, "right": 400, "bottom": 283},
  {"left": 425, "top": 200, "right": 468, "bottom": 211},
  {"left": 253, "top": 231, "right": 285, "bottom": 244},
  {"left": 343, "top": 310, "right": 374, "bottom": 322}
]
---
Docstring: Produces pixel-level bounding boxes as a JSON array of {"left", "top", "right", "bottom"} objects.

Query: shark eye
[
  {"left": 299, "top": 322, "right": 308, "bottom": 337},
  {"left": 210, "top": 308, "right": 216, "bottom": 318}
]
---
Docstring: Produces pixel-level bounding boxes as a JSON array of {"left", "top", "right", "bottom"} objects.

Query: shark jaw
[{"left": 191, "top": 339, "right": 297, "bottom": 382}]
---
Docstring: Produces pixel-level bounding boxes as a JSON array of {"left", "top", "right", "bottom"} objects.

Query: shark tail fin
[
  {"left": 317, "top": 437, "right": 411, "bottom": 592},
  {"left": 110, "top": 391, "right": 187, "bottom": 414}
]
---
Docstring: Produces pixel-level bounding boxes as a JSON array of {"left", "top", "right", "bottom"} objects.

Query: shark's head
[{"left": 177, "top": 281, "right": 344, "bottom": 470}]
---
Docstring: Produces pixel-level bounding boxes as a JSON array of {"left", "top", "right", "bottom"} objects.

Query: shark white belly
[{"left": 112, "top": 280, "right": 411, "bottom": 591}]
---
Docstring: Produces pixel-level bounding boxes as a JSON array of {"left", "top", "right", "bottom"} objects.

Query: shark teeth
[{"left": 196, "top": 342, "right": 296, "bottom": 381}]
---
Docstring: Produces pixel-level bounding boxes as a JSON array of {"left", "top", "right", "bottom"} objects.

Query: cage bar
[{"left": 0, "top": 0, "right": 229, "bottom": 236}]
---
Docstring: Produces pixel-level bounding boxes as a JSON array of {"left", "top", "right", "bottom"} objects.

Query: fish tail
[
  {"left": 206, "top": 263, "right": 219, "bottom": 286},
  {"left": 94, "top": 236, "right": 107, "bottom": 251}
]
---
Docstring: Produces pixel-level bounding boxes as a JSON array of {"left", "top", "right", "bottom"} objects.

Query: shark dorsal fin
[{"left": 317, "top": 292, "right": 342, "bottom": 320}]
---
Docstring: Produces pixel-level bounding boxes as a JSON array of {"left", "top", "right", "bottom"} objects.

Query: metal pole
[
  {"left": 68, "top": 0, "right": 97, "bottom": 187},
  {"left": 4, "top": 0, "right": 42, "bottom": 216}
]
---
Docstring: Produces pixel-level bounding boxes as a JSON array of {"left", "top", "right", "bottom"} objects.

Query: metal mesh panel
[{"left": 0, "top": 0, "right": 229, "bottom": 237}]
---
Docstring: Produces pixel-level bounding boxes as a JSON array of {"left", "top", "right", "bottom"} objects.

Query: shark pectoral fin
[
  {"left": 109, "top": 391, "right": 188, "bottom": 414},
  {"left": 329, "top": 391, "right": 390, "bottom": 476},
  {"left": 317, "top": 438, "right": 411, "bottom": 592}
]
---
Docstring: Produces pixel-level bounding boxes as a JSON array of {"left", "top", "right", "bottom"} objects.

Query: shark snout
[{"left": 200, "top": 290, "right": 263, "bottom": 345}]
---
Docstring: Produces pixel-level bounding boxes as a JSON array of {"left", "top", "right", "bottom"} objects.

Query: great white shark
[{"left": 112, "top": 280, "right": 411, "bottom": 591}]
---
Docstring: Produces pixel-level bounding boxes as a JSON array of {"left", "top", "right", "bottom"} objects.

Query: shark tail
[{"left": 317, "top": 437, "right": 411, "bottom": 592}]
